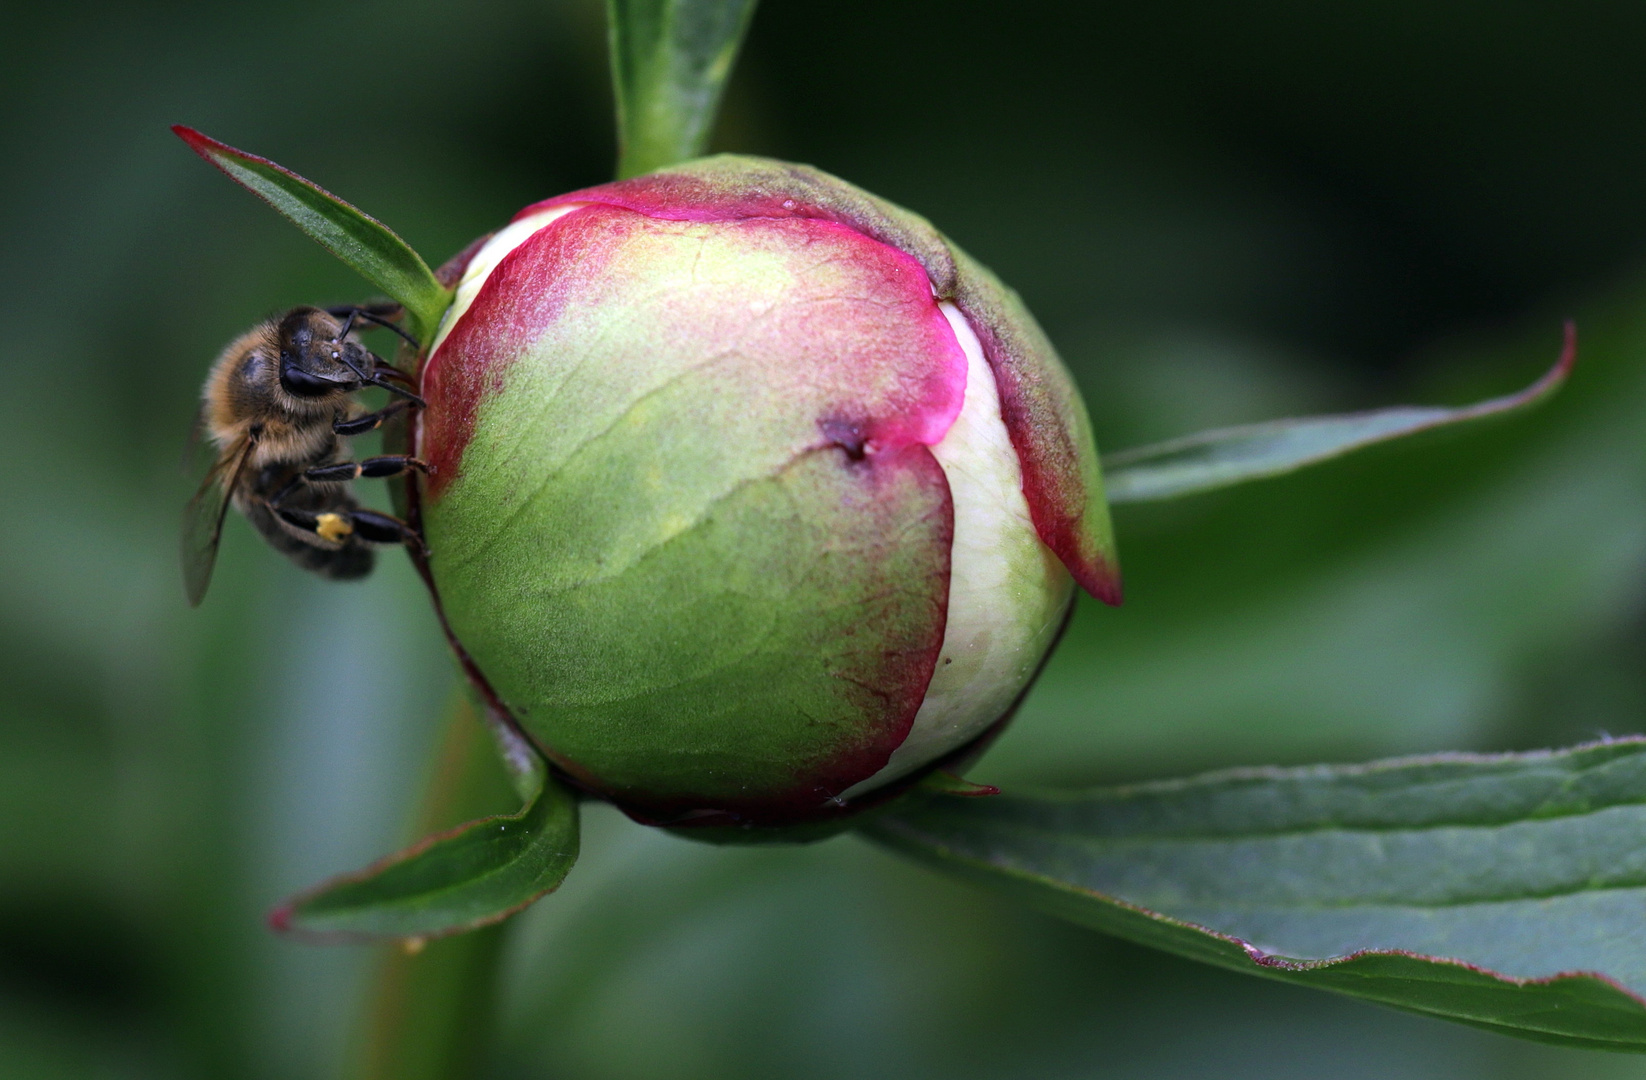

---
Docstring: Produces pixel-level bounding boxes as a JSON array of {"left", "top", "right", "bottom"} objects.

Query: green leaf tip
[
  {"left": 171, "top": 125, "right": 453, "bottom": 343},
  {"left": 1102, "top": 321, "right": 1577, "bottom": 504},
  {"left": 917, "top": 770, "right": 1002, "bottom": 798},
  {"left": 269, "top": 774, "right": 579, "bottom": 942},
  {"left": 864, "top": 735, "right": 1646, "bottom": 1050},
  {"left": 608, "top": 0, "right": 761, "bottom": 177}
]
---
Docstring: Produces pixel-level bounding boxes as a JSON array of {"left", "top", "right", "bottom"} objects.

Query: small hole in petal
[{"left": 820, "top": 418, "right": 868, "bottom": 462}]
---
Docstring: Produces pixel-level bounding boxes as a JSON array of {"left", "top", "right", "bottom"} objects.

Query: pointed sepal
[
  {"left": 269, "top": 773, "right": 579, "bottom": 942},
  {"left": 916, "top": 770, "right": 1001, "bottom": 798},
  {"left": 171, "top": 125, "right": 453, "bottom": 343},
  {"left": 1102, "top": 322, "right": 1576, "bottom": 504}
]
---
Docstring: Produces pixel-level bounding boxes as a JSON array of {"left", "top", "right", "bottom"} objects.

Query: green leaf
[
  {"left": 271, "top": 773, "right": 579, "bottom": 942},
  {"left": 345, "top": 693, "right": 523, "bottom": 1080},
  {"left": 607, "top": 0, "right": 760, "bottom": 178},
  {"left": 1100, "top": 323, "right": 1575, "bottom": 504},
  {"left": 863, "top": 738, "right": 1646, "bottom": 1050},
  {"left": 172, "top": 125, "right": 453, "bottom": 344},
  {"left": 917, "top": 770, "right": 1001, "bottom": 798}
]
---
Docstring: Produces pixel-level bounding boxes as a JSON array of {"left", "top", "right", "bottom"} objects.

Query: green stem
[
  {"left": 609, "top": 0, "right": 761, "bottom": 178},
  {"left": 344, "top": 694, "right": 519, "bottom": 1080}
]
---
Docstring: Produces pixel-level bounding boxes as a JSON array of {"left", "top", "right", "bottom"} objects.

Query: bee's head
[{"left": 275, "top": 307, "right": 368, "bottom": 403}]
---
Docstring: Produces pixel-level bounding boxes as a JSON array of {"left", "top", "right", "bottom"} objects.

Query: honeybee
[{"left": 182, "top": 304, "right": 430, "bottom": 606}]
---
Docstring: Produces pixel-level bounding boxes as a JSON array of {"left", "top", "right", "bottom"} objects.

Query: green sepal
[
  {"left": 863, "top": 736, "right": 1646, "bottom": 1050},
  {"left": 270, "top": 772, "right": 579, "bottom": 942},
  {"left": 607, "top": 0, "right": 760, "bottom": 178},
  {"left": 1102, "top": 322, "right": 1575, "bottom": 504},
  {"left": 916, "top": 770, "right": 1001, "bottom": 798},
  {"left": 171, "top": 125, "right": 453, "bottom": 345}
]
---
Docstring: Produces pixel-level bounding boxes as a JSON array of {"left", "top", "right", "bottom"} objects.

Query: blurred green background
[{"left": 3, "top": 0, "right": 1645, "bottom": 1076}]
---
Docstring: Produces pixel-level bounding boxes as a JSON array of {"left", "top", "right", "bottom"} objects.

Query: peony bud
[{"left": 417, "top": 156, "right": 1119, "bottom": 830}]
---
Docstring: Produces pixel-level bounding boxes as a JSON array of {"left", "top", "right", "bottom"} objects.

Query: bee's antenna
[
  {"left": 327, "top": 305, "right": 422, "bottom": 350},
  {"left": 329, "top": 348, "right": 427, "bottom": 406},
  {"left": 356, "top": 309, "right": 422, "bottom": 350}
]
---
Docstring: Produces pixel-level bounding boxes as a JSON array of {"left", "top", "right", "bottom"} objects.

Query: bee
[{"left": 182, "top": 304, "right": 431, "bottom": 606}]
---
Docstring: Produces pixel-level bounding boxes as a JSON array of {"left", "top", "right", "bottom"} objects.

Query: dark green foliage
[
  {"left": 867, "top": 740, "right": 1646, "bottom": 1049},
  {"left": 6, "top": 0, "right": 1646, "bottom": 1076},
  {"left": 1102, "top": 325, "right": 1574, "bottom": 503},
  {"left": 277, "top": 775, "right": 578, "bottom": 941}
]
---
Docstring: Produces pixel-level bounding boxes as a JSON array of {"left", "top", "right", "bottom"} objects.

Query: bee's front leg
[
  {"left": 334, "top": 401, "right": 413, "bottom": 436},
  {"left": 325, "top": 304, "right": 419, "bottom": 349},
  {"left": 369, "top": 362, "right": 420, "bottom": 388}
]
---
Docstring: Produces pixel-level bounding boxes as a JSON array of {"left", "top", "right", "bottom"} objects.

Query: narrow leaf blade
[
  {"left": 917, "top": 770, "right": 1001, "bottom": 797},
  {"left": 1101, "top": 323, "right": 1576, "bottom": 503},
  {"left": 271, "top": 774, "right": 579, "bottom": 941},
  {"left": 172, "top": 125, "right": 452, "bottom": 341},
  {"left": 863, "top": 738, "right": 1646, "bottom": 1050},
  {"left": 608, "top": 0, "right": 760, "bottom": 177}
]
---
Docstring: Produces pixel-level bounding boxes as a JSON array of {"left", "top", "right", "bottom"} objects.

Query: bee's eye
[{"left": 280, "top": 353, "right": 348, "bottom": 398}]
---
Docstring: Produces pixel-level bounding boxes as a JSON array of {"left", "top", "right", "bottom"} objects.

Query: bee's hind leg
[
  {"left": 273, "top": 503, "right": 427, "bottom": 557},
  {"left": 343, "top": 509, "right": 426, "bottom": 555}
]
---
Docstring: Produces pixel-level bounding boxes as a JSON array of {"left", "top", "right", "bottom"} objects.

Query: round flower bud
[{"left": 417, "top": 156, "right": 1120, "bottom": 830}]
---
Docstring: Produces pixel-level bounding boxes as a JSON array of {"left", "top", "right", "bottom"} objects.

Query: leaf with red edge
[
  {"left": 172, "top": 125, "right": 452, "bottom": 344},
  {"left": 271, "top": 773, "right": 578, "bottom": 942},
  {"left": 864, "top": 737, "right": 1646, "bottom": 1050},
  {"left": 1101, "top": 322, "right": 1576, "bottom": 504}
]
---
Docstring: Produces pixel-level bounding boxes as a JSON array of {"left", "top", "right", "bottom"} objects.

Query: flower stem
[
  {"left": 344, "top": 694, "right": 519, "bottom": 1080},
  {"left": 608, "top": 0, "right": 760, "bottom": 178}
]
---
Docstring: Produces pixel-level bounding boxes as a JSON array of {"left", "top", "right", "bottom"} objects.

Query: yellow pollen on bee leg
[
  {"left": 315, "top": 513, "right": 353, "bottom": 543},
  {"left": 401, "top": 936, "right": 427, "bottom": 956}
]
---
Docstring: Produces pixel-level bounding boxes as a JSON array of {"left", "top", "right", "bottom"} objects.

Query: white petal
[
  {"left": 426, "top": 204, "right": 587, "bottom": 358},
  {"left": 844, "top": 301, "right": 1073, "bottom": 798}
]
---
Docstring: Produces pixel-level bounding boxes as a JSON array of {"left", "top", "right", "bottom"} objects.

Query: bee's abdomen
[
  {"left": 305, "top": 542, "right": 375, "bottom": 580},
  {"left": 241, "top": 479, "right": 376, "bottom": 580}
]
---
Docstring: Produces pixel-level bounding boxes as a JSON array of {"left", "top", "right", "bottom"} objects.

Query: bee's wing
[
  {"left": 179, "top": 405, "right": 212, "bottom": 475},
  {"left": 181, "top": 435, "right": 253, "bottom": 607}
]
